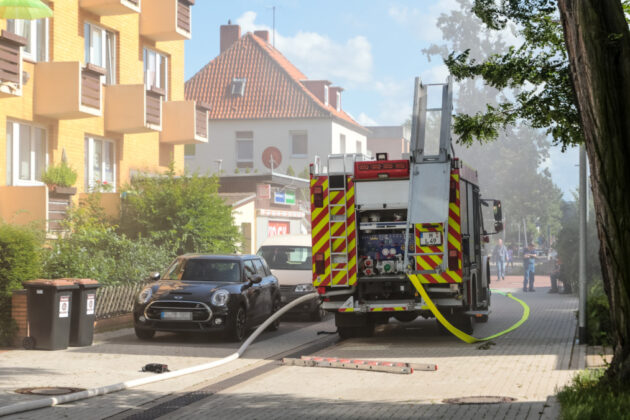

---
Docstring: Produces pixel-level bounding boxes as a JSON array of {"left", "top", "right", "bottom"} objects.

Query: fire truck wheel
[
  {"left": 310, "top": 306, "right": 327, "bottom": 322},
  {"left": 393, "top": 312, "right": 418, "bottom": 323},
  {"left": 337, "top": 323, "right": 374, "bottom": 339}
]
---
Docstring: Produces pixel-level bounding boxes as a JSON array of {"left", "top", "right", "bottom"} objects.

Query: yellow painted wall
[
  {"left": 0, "top": 186, "right": 47, "bottom": 227},
  {"left": 0, "top": 1, "right": 186, "bottom": 196}
]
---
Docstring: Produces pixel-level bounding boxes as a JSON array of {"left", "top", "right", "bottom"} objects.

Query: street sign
[{"left": 274, "top": 190, "right": 295, "bottom": 205}]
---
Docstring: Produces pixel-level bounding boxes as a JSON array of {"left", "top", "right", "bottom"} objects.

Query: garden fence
[{"left": 96, "top": 282, "right": 146, "bottom": 319}]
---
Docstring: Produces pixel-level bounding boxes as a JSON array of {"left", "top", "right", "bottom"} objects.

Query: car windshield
[
  {"left": 162, "top": 258, "right": 241, "bottom": 282},
  {"left": 258, "top": 246, "right": 311, "bottom": 270}
]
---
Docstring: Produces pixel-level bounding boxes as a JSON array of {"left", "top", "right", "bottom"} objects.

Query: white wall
[
  {"left": 331, "top": 121, "right": 368, "bottom": 155},
  {"left": 186, "top": 118, "right": 366, "bottom": 176},
  {"left": 232, "top": 200, "right": 256, "bottom": 254}
]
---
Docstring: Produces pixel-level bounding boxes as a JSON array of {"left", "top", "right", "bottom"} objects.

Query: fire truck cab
[{"left": 309, "top": 77, "right": 503, "bottom": 338}]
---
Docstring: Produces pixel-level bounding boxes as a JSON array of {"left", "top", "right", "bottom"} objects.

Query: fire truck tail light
[
  {"left": 314, "top": 253, "right": 326, "bottom": 274},
  {"left": 313, "top": 186, "right": 324, "bottom": 208},
  {"left": 449, "top": 179, "right": 457, "bottom": 202},
  {"left": 448, "top": 249, "right": 458, "bottom": 271},
  {"left": 317, "top": 286, "right": 327, "bottom": 295}
]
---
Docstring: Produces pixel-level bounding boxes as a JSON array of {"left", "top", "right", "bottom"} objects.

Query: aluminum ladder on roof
[{"left": 403, "top": 76, "right": 455, "bottom": 271}]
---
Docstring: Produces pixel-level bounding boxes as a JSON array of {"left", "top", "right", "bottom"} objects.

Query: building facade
[
  {"left": 184, "top": 24, "right": 369, "bottom": 177},
  {"left": 0, "top": 0, "right": 206, "bottom": 228},
  {"left": 365, "top": 125, "right": 410, "bottom": 160}
]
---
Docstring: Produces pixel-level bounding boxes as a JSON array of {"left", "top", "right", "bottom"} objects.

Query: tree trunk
[{"left": 558, "top": 0, "right": 630, "bottom": 383}]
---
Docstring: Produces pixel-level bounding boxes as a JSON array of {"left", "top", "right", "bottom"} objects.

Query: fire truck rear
[{"left": 309, "top": 77, "right": 504, "bottom": 338}]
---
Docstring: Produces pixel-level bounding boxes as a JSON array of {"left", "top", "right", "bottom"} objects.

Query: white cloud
[
  {"left": 388, "top": 1, "right": 459, "bottom": 42},
  {"left": 356, "top": 112, "right": 378, "bottom": 126},
  {"left": 237, "top": 11, "right": 372, "bottom": 86}
]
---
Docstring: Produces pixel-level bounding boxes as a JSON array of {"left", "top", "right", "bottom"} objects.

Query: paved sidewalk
[{"left": 165, "top": 277, "right": 582, "bottom": 419}]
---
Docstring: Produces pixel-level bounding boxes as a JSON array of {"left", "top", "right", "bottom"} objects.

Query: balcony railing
[
  {"left": 0, "top": 30, "right": 26, "bottom": 97},
  {"left": 35, "top": 62, "right": 105, "bottom": 119},
  {"left": 140, "top": 0, "right": 193, "bottom": 41},
  {"left": 79, "top": 0, "right": 140, "bottom": 15},
  {"left": 160, "top": 100, "right": 209, "bottom": 144},
  {"left": 105, "top": 84, "right": 164, "bottom": 133}
]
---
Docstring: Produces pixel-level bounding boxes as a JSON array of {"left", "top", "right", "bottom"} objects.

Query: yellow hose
[{"left": 408, "top": 274, "right": 530, "bottom": 344}]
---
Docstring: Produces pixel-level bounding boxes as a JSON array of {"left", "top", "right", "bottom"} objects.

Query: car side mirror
[
  {"left": 149, "top": 272, "right": 160, "bottom": 281},
  {"left": 250, "top": 275, "right": 263, "bottom": 284}
]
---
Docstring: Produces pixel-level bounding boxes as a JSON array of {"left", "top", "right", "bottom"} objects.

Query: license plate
[
  {"left": 161, "top": 311, "right": 192, "bottom": 321},
  {"left": 420, "top": 232, "right": 442, "bottom": 246}
]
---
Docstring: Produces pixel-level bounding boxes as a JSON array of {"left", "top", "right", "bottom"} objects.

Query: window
[
  {"left": 7, "top": 19, "right": 48, "bottom": 62},
  {"left": 143, "top": 48, "right": 168, "bottom": 99},
  {"left": 235, "top": 131, "right": 253, "bottom": 168},
  {"left": 231, "top": 78, "right": 246, "bottom": 96},
  {"left": 85, "top": 137, "right": 116, "bottom": 191},
  {"left": 339, "top": 134, "right": 346, "bottom": 153},
  {"left": 253, "top": 259, "right": 266, "bottom": 277},
  {"left": 84, "top": 23, "right": 116, "bottom": 84},
  {"left": 6, "top": 122, "right": 46, "bottom": 186},
  {"left": 356, "top": 140, "right": 362, "bottom": 154},
  {"left": 291, "top": 131, "right": 307, "bottom": 157},
  {"left": 258, "top": 246, "right": 312, "bottom": 271}
]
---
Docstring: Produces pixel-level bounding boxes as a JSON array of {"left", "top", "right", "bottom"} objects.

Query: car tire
[
  {"left": 266, "top": 300, "right": 281, "bottom": 332},
  {"left": 309, "top": 306, "right": 326, "bottom": 322},
  {"left": 228, "top": 306, "right": 247, "bottom": 342},
  {"left": 135, "top": 327, "right": 155, "bottom": 340}
]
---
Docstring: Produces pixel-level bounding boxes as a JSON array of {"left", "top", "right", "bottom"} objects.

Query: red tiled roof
[{"left": 185, "top": 33, "right": 366, "bottom": 132}]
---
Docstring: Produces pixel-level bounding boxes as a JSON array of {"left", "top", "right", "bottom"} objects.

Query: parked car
[
  {"left": 133, "top": 254, "right": 281, "bottom": 342},
  {"left": 257, "top": 234, "right": 325, "bottom": 321}
]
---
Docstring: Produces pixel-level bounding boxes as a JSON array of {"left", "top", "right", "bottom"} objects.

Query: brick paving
[{"left": 0, "top": 277, "right": 583, "bottom": 419}]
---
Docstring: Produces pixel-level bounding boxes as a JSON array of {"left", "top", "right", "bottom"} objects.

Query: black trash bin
[
  {"left": 70, "top": 279, "right": 100, "bottom": 347},
  {"left": 23, "top": 279, "right": 78, "bottom": 350}
]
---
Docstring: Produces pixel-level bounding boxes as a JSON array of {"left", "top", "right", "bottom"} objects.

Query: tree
[
  {"left": 424, "top": 0, "right": 563, "bottom": 246},
  {"left": 443, "top": 0, "right": 630, "bottom": 383},
  {"left": 119, "top": 166, "right": 241, "bottom": 256}
]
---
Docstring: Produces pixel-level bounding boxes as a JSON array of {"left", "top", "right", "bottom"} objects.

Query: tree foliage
[{"left": 119, "top": 165, "right": 241, "bottom": 255}]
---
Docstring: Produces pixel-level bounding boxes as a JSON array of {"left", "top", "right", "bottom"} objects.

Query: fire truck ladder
[
  {"left": 327, "top": 154, "right": 352, "bottom": 287},
  {"left": 404, "top": 76, "right": 454, "bottom": 273}
]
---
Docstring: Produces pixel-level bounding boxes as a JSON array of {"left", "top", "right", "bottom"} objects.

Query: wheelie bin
[
  {"left": 23, "top": 279, "right": 78, "bottom": 350},
  {"left": 70, "top": 279, "right": 100, "bottom": 347}
]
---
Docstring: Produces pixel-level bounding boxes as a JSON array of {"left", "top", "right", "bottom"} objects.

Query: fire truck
[{"left": 309, "top": 77, "right": 503, "bottom": 338}]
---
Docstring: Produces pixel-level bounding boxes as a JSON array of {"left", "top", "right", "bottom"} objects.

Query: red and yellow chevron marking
[
  {"left": 330, "top": 204, "right": 346, "bottom": 217},
  {"left": 332, "top": 269, "right": 348, "bottom": 286},
  {"left": 311, "top": 176, "right": 330, "bottom": 286},
  {"left": 370, "top": 306, "right": 406, "bottom": 312},
  {"left": 332, "top": 262, "right": 347, "bottom": 270},
  {"left": 329, "top": 190, "right": 346, "bottom": 205},
  {"left": 415, "top": 224, "right": 444, "bottom": 273},
  {"left": 445, "top": 170, "right": 463, "bottom": 283},
  {"left": 338, "top": 307, "right": 354, "bottom": 312},
  {"left": 346, "top": 176, "right": 357, "bottom": 286}
]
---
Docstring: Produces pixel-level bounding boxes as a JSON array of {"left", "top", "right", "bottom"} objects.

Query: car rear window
[
  {"left": 257, "top": 246, "right": 312, "bottom": 270},
  {"left": 163, "top": 259, "right": 241, "bottom": 282}
]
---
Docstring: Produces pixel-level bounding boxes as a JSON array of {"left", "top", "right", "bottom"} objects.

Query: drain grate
[
  {"left": 15, "top": 387, "right": 85, "bottom": 396},
  {"left": 443, "top": 396, "right": 516, "bottom": 405}
]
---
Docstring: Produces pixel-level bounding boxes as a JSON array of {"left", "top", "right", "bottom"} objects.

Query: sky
[{"left": 184, "top": 0, "right": 579, "bottom": 199}]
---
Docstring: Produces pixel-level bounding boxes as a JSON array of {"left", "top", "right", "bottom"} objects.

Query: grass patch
[{"left": 557, "top": 369, "right": 630, "bottom": 419}]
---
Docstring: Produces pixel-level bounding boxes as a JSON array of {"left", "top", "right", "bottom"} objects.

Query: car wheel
[
  {"left": 309, "top": 305, "right": 327, "bottom": 322},
  {"left": 228, "top": 306, "right": 247, "bottom": 342},
  {"left": 135, "top": 327, "right": 155, "bottom": 340},
  {"left": 266, "top": 300, "right": 281, "bottom": 332}
]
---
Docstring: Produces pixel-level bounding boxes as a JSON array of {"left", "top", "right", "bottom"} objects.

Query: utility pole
[{"left": 578, "top": 145, "right": 587, "bottom": 343}]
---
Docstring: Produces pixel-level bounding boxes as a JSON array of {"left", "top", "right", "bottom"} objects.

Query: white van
[{"left": 257, "top": 234, "right": 324, "bottom": 321}]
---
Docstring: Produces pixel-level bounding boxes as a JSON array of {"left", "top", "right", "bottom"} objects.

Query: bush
[
  {"left": 41, "top": 161, "right": 77, "bottom": 188},
  {"left": 0, "top": 223, "right": 42, "bottom": 345},
  {"left": 41, "top": 193, "right": 173, "bottom": 286},
  {"left": 119, "top": 166, "right": 241, "bottom": 255},
  {"left": 557, "top": 369, "right": 630, "bottom": 420},
  {"left": 586, "top": 282, "right": 612, "bottom": 345}
]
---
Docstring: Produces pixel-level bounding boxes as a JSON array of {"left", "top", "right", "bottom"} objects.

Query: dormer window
[
  {"left": 232, "top": 78, "right": 246, "bottom": 96},
  {"left": 324, "top": 85, "right": 329, "bottom": 106}
]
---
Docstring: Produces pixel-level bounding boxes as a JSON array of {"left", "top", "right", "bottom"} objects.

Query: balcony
[
  {"left": 0, "top": 30, "right": 26, "bottom": 97},
  {"left": 34, "top": 62, "right": 105, "bottom": 119},
  {"left": 140, "top": 0, "right": 194, "bottom": 41},
  {"left": 105, "top": 84, "right": 164, "bottom": 133},
  {"left": 79, "top": 0, "right": 140, "bottom": 15},
  {"left": 160, "top": 101, "right": 209, "bottom": 144}
]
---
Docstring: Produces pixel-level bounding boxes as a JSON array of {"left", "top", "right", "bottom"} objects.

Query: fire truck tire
[
  {"left": 393, "top": 312, "right": 418, "bottom": 323},
  {"left": 309, "top": 306, "right": 327, "bottom": 322},
  {"left": 437, "top": 314, "right": 473, "bottom": 335}
]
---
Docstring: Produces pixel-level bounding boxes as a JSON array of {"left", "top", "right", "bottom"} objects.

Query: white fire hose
[{"left": 0, "top": 293, "right": 319, "bottom": 417}]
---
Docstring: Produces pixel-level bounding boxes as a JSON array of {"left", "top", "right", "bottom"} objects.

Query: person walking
[
  {"left": 492, "top": 239, "right": 508, "bottom": 281},
  {"left": 523, "top": 242, "right": 537, "bottom": 292}
]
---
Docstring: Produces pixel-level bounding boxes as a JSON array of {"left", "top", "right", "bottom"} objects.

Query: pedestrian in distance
[
  {"left": 523, "top": 242, "right": 537, "bottom": 292},
  {"left": 492, "top": 238, "right": 508, "bottom": 281},
  {"left": 549, "top": 257, "right": 562, "bottom": 293},
  {"left": 507, "top": 246, "right": 514, "bottom": 270}
]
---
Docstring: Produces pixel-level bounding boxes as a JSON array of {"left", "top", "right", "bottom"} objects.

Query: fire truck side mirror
[
  {"left": 493, "top": 200, "right": 502, "bottom": 222},
  {"left": 494, "top": 221, "right": 504, "bottom": 233}
]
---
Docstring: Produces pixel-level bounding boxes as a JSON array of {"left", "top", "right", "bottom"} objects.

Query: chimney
[
  {"left": 329, "top": 86, "right": 344, "bottom": 111},
  {"left": 220, "top": 23, "right": 241, "bottom": 53},
  {"left": 254, "top": 30, "right": 269, "bottom": 43},
  {"left": 301, "top": 80, "right": 332, "bottom": 105}
]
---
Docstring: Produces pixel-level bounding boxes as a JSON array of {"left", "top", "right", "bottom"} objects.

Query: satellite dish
[{"left": 262, "top": 147, "right": 282, "bottom": 169}]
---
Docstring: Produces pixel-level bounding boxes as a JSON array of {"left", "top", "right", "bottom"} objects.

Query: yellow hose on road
[{"left": 408, "top": 274, "right": 530, "bottom": 344}]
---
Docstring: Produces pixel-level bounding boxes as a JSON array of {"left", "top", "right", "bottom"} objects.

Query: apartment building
[{"left": 0, "top": 0, "right": 207, "bottom": 229}]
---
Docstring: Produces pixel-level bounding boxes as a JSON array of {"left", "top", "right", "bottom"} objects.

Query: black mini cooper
[{"left": 133, "top": 254, "right": 281, "bottom": 341}]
